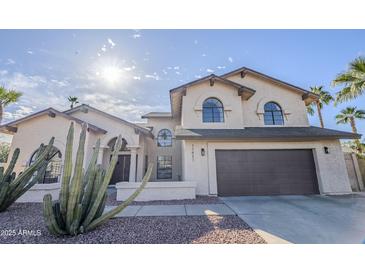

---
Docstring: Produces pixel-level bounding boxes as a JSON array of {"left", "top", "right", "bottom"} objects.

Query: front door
[{"left": 110, "top": 155, "right": 131, "bottom": 184}]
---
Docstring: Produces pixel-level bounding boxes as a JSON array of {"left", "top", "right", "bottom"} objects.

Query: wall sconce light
[
  {"left": 201, "top": 148, "right": 205, "bottom": 156},
  {"left": 324, "top": 146, "right": 329, "bottom": 154}
]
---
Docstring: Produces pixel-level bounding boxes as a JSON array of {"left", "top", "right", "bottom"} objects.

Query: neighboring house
[{"left": 0, "top": 66, "right": 361, "bottom": 200}]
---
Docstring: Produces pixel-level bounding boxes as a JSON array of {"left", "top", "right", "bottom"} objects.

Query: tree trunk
[
  {"left": 350, "top": 118, "right": 357, "bottom": 133},
  {"left": 350, "top": 118, "right": 362, "bottom": 153},
  {"left": 316, "top": 102, "right": 324, "bottom": 128},
  {"left": 0, "top": 104, "right": 3, "bottom": 125}
]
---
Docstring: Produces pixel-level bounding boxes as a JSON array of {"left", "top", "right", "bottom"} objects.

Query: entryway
[{"left": 110, "top": 155, "right": 130, "bottom": 184}]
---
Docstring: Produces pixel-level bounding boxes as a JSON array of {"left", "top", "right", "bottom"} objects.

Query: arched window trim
[
  {"left": 107, "top": 137, "right": 128, "bottom": 151},
  {"left": 263, "top": 101, "right": 284, "bottom": 125},
  {"left": 157, "top": 129, "right": 173, "bottom": 147},
  {"left": 202, "top": 97, "right": 224, "bottom": 123}
]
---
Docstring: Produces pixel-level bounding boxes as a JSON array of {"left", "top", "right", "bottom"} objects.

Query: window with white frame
[
  {"left": 202, "top": 97, "right": 224, "bottom": 123},
  {"left": 157, "top": 156, "right": 172, "bottom": 179},
  {"left": 263, "top": 102, "right": 284, "bottom": 125},
  {"left": 157, "top": 129, "right": 172, "bottom": 147}
]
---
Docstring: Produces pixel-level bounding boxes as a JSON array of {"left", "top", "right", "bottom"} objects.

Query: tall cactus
[
  {"left": 43, "top": 122, "right": 152, "bottom": 236},
  {"left": 0, "top": 138, "right": 56, "bottom": 212}
]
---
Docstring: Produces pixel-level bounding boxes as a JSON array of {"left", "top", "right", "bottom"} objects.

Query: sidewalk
[{"left": 104, "top": 204, "right": 235, "bottom": 217}]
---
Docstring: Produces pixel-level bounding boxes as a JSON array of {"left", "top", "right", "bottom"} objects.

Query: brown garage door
[{"left": 216, "top": 149, "right": 319, "bottom": 196}]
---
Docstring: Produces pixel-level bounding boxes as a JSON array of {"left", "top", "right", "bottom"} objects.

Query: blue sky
[{"left": 0, "top": 29, "right": 364, "bottom": 142}]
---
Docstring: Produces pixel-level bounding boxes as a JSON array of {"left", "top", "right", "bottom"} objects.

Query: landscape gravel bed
[
  {"left": 106, "top": 191, "right": 223, "bottom": 206},
  {"left": 0, "top": 203, "right": 265, "bottom": 244}
]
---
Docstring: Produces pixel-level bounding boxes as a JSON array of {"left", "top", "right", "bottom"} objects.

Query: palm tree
[
  {"left": 0, "top": 86, "right": 22, "bottom": 124},
  {"left": 336, "top": 107, "right": 365, "bottom": 153},
  {"left": 332, "top": 57, "right": 365, "bottom": 105},
  {"left": 68, "top": 96, "right": 79, "bottom": 109},
  {"left": 306, "top": 86, "right": 334, "bottom": 128}
]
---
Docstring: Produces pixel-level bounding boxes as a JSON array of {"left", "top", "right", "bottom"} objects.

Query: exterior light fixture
[
  {"left": 201, "top": 148, "right": 206, "bottom": 156},
  {"left": 324, "top": 146, "right": 329, "bottom": 154}
]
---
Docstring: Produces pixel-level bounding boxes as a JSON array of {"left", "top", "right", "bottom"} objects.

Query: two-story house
[{"left": 0, "top": 66, "right": 360, "bottom": 201}]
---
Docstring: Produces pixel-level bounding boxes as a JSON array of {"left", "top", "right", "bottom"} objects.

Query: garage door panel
[{"left": 216, "top": 149, "right": 319, "bottom": 196}]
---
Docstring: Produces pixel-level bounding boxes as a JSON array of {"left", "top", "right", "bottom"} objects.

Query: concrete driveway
[{"left": 221, "top": 194, "right": 365, "bottom": 244}]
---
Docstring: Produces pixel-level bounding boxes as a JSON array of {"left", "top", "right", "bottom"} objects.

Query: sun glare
[{"left": 100, "top": 65, "right": 122, "bottom": 85}]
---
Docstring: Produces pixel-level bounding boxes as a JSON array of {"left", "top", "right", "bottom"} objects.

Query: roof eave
[
  {"left": 175, "top": 135, "right": 360, "bottom": 141},
  {"left": 0, "top": 107, "right": 107, "bottom": 135},
  {"left": 221, "top": 67, "right": 313, "bottom": 97},
  {"left": 64, "top": 104, "right": 153, "bottom": 137}
]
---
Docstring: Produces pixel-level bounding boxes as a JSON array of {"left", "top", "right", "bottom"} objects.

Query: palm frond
[
  {"left": 306, "top": 104, "right": 315, "bottom": 116},
  {"left": 0, "top": 86, "right": 22, "bottom": 106},
  {"left": 332, "top": 57, "right": 365, "bottom": 103}
]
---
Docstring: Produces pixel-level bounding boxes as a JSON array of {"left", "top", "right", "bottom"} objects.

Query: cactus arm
[
  {"left": 80, "top": 140, "right": 101, "bottom": 218},
  {"left": 90, "top": 166, "right": 104, "bottom": 203},
  {"left": 82, "top": 135, "right": 122, "bottom": 227},
  {"left": 60, "top": 122, "right": 74, "bottom": 219},
  {"left": 69, "top": 204, "right": 82, "bottom": 235},
  {"left": 8, "top": 138, "right": 54, "bottom": 191},
  {"left": 85, "top": 164, "right": 152, "bottom": 231},
  {"left": 3, "top": 148, "right": 20, "bottom": 182},
  {"left": 43, "top": 194, "right": 66, "bottom": 235},
  {"left": 83, "top": 139, "right": 100, "bottom": 187},
  {"left": 52, "top": 201, "right": 66, "bottom": 230},
  {"left": 7, "top": 138, "right": 54, "bottom": 195},
  {"left": 66, "top": 124, "right": 86, "bottom": 230},
  {"left": 0, "top": 139, "right": 54, "bottom": 212},
  {"left": 3, "top": 162, "right": 48, "bottom": 208},
  {"left": 0, "top": 181, "right": 10, "bottom": 212},
  {"left": 94, "top": 193, "right": 107, "bottom": 220},
  {"left": 80, "top": 167, "right": 97, "bottom": 220},
  {"left": 0, "top": 167, "right": 4, "bottom": 186},
  {"left": 78, "top": 139, "right": 100, "bottom": 205},
  {"left": 84, "top": 166, "right": 104, "bottom": 218}
]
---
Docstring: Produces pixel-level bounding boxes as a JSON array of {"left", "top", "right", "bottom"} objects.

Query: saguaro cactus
[
  {"left": 43, "top": 122, "right": 152, "bottom": 236},
  {"left": 0, "top": 138, "right": 56, "bottom": 212}
]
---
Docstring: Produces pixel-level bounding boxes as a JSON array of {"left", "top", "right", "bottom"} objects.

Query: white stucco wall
[
  {"left": 6, "top": 114, "right": 87, "bottom": 175},
  {"left": 143, "top": 117, "right": 182, "bottom": 181},
  {"left": 181, "top": 81, "right": 244, "bottom": 129},
  {"left": 70, "top": 110, "right": 140, "bottom": 147},
  {"left": 179, "top": 74, "right": 310, "bottom": 129},
  {"left": 182, "top": 139, "right": 352, "bottom": 196},
  {"left": 116, "top": 181, "right": 196, "bottom": 201},
  {"left": 16, "top": 183, "right": 61, "bottom": 203},
  {"left": 226, "top": 73, "right": 310, "bottom": 127}
]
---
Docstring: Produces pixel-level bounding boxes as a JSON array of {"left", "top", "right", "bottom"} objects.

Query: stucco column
[{"left": 128, "top": 146, "right": 139, "bottom": 182}]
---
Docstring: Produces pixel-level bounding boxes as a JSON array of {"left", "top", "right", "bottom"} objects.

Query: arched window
[
  {"left": 29, "top": 147, "right": 62, "bottom": 184},
  {"left": 202, "top": 98, "right": 224, "bottom": 123},
  {"left": 157, "top": 129, "right": 172, "bottom": 147},
  {"left": 107, "top": 137, "right": 128, "bottom": 151},
  {"left": 264, "top": 102, "right": 284, "bottom": 125}
]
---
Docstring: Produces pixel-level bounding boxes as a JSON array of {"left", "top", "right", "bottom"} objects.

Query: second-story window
[
  {"left": 157, "top": 129, "right": 172, "bottom": 147},
  {"left": 202, "top": 98, "right": 224, "bottom": 123},
  {"left": 264, "top": 102, "right": 284, "bottom": 125}
]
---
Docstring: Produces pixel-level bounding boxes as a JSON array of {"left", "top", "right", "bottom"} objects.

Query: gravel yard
[{"left": 0, "top": 203, "right": 265, "bottom": 244}]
